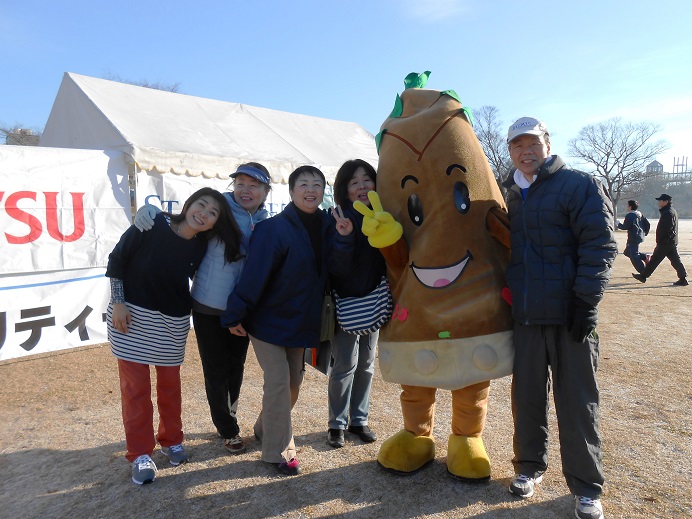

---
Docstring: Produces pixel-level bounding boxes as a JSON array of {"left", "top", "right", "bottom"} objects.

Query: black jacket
[
  {"left": 330, "top": 202, "right": 386, "bottom": 298},
  {"left": 656, "top": 203, "right": 678, "bottom": 245},
  {"left": 502, "top": 156, "right": 617, "bottom": 325}
]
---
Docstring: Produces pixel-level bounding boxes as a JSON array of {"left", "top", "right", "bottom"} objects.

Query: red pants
[{"left": 117, "top": 359, "right": 184, "bottom": 462}]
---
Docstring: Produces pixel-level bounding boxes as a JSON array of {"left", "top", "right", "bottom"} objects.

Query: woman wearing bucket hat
[{"left": 134, "top": 162, "right": 272, "bottom": 454}]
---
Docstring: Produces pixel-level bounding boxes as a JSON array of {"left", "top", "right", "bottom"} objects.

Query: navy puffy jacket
[{"left": 502, "top": 155, "right": 617, "bottom": 325}]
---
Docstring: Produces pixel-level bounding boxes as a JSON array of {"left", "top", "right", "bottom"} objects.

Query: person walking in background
[
  {"left": 502, "top": 117, "right": 617, "bottom": 519},
  {"left": 632, "top": 194, "right": 688, "bottom": 286},
  {"left": 221, "top": 166, "right": 354, "bottom": 476},
  {"left": 326, "top": 159, "right": 386, "bottom": 448},
  {"left": 134, "top": 163, "right": 272, "bottom": 455},
  {"left": 107, "top": 188, "right": 241, "bottom": 485},
  {"left": 617, "top": 199, "right": 649, "bottom": 274}
]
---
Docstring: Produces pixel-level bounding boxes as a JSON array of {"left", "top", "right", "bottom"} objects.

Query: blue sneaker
[
  {"left": 131, "top": 454, "right": 157, "bottom": 485},
  {"left": 161, "top": 444, "right": 190, "bottom": 466}
]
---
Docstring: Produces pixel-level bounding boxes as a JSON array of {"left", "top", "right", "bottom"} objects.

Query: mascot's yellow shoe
[
  {"left": 377, "top": 429, "right": 435, "bottom": 475},
  {"left": 446, "top": 434, "right": 491, "bottom": 482}
]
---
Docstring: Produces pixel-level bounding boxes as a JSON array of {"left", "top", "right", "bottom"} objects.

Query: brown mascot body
[{"left": 355, "top": 72, "right": 512, "bottom": 480}]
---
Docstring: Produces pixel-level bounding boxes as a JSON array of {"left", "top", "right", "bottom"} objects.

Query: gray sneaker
[
  {"left": 508, "top": 473, "right": 543, "bottom": 498},
  {"left": 131, "top": 454, "right": 157, "bottom": 485},
  {"left": 161, "top": 443, "right": 190, "bottom": 466},
  {"left": 574, "top": 496, "right": 603, "bottom": 519}
]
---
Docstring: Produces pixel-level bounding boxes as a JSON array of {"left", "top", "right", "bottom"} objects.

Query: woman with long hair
[{"left": 107, "top": 187, "right": 241, "bottom": 485}]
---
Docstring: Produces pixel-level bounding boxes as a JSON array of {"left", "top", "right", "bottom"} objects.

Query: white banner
[
  {"left": 0, "top": 146, "right": 131, "bottom": 274},
  {"left": 134, "top": 170, "right": 334, "bottom": 217},
  {"left": 0, "top": 267, "right": 110, "bottom": 361}
]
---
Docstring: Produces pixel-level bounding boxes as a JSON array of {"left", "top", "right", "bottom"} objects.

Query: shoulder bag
[{"left": 334, "top": 275, "right": 393, "bottom": 335}]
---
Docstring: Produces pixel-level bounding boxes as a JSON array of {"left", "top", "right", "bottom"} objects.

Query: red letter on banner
[
  {"left": 45, "top": 192, "right": 86, "bottom": 242},
  {"left": 4, "top": 191, "right": 42, "bottom": 244}
]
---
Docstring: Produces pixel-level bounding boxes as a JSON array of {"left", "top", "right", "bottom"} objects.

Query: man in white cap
[
  {"left": 502, "top": 117, "right": 617, "bottom": 519},
  {"left": 632, "top": 193, "right": 688, "bottom": 286}
]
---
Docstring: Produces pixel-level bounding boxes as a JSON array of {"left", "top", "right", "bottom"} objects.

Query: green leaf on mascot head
[
  {"left": 403, "top": 71, "right": 431, "bottom": 90},
  {"left": 461, "top": 107, "right": 474, "bottom": 127},
  {"left": 389, "top": 94, "right": 403, "bottom": 119},
  {"left": 375, "top": 129, "right": 387, "bottom": 155},
  {"left": 441, "top": 89, "right": 460, "bottom": 103},
  {"left": 442, "top": 89, "right": 475, "bottom": 127}
]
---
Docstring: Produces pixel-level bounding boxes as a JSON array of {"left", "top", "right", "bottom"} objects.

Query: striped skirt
[{"left": 107, "top": 303, "right": 190, "bottom": 366}]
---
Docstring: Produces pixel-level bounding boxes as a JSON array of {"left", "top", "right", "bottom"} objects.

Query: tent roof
[{"left": 40, "top": 73, "right": 378, "bottom": 183}]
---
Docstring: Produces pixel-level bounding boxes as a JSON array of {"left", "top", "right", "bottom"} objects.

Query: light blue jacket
[{"left": 191, "top": 192, "right": 269, "bottom": 311}]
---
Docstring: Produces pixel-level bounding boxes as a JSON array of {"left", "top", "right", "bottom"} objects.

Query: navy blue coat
[
  {"left": 617, "top": 211, "right": 644, "bottom": 245},
  {"left": 502, "top": 155, "right": 617, "bottom": 325},
  {"left": 221, "top": 203, "right": 353, "bottom": 348}
]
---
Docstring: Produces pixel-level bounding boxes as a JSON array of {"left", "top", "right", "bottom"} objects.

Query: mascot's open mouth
[{"left": 410, "top": 250, "right": 473, "bottom": 288}]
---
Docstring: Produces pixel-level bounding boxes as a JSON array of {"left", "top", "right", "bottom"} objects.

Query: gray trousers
[
  {"left": 250, "top": 335, "right": 305, "bottom": 464},
  {"left": 511, "top": 323, "right": 604, "bottom": 499},
  {"left": 327, "top": 327, "right": 378, "bottom": 430}
]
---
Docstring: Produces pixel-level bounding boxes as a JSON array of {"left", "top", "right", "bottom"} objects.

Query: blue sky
[{"left": 1, "top": 0, "right": 691, "bottom": 171}]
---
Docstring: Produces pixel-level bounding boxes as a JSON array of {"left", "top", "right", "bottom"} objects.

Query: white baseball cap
[{"left": 507, "top": 117, "right": 549, "bottom": 143}]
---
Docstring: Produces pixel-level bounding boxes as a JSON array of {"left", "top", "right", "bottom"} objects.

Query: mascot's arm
[
  {"left": 486, "top": 205, "right": 511, "bottom": 250},
  {"left": 379, "top": 239, "right": 408, "bottom": 272}
]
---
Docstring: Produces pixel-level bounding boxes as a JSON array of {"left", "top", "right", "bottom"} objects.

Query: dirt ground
[{"left": 1, "top": 221, "right": 691, "bottom": 519}]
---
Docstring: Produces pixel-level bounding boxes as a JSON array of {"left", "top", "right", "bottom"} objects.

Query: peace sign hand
[
  {"left": 331, "top": 205, "right": 354, "bottom": 236},
  {"left": 353, "top": 191, "right": 403, "bottom": 248}
]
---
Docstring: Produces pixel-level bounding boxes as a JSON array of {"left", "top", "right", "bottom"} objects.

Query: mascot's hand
[{"left": 353, "top": 191, "right": 403, "bottom": 249}]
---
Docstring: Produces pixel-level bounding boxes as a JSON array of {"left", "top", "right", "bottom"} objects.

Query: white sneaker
[
  {"left": 574, "top": 496, "right": 604, "bottom": 519},
  {"left": 223, "top": 434, "right": 247, "bottom": 454},
  {"left": 131, "top": 454, "right": 157, "bottom": 485},
  {"left": 508, "top": 473, "right": 543, "bottom": 498}
]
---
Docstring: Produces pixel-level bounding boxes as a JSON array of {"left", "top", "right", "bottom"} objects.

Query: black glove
[{"left": 569, "top": 298, "right": 598, "bottom": 343}]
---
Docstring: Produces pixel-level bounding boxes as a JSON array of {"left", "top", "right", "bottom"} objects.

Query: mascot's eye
[
  {"left": 454, "top": 181, "right": 470, "bottom": 214},
  {"left": 407, "top": 194, "right": 424, "bottom": 226}
]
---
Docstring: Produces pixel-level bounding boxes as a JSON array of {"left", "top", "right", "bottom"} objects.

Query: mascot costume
[{"left": 354, "top": 72, "right": 513, "bottom": 481}]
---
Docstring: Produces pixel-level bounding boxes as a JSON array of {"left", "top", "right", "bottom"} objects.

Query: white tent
[{"left": 40, "top": 73, "right": 378, "bottom": 185}]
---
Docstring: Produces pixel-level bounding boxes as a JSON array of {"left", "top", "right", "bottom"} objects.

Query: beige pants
[{"left": 250, "top": 335, "right": 305, "bottom": 463}]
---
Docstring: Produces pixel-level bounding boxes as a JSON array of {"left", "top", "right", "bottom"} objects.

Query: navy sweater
[{"left": 106, "top": 213, "right": 207, "bottom": 317}]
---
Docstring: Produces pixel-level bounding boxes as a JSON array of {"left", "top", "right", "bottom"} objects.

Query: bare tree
[
  {"left": 102, "top": 73, "right": 181, "bottom": 93},
  {"left": 1, "top": 125, "right": 41, "bottom": 145},
  {"left": 472, "top": 106, "right": 513, "bottom": 194},
  {"left": 568, "top": 118, "right": 669, "bottom": 219}
]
